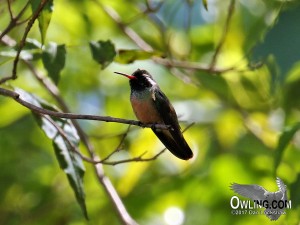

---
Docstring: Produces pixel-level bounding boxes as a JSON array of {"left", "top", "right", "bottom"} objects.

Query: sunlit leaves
[
  {"left": 1, "top": 0, "right": 300, "bottom": 224},
  {"left": 30, "top": 0, "right": 54, "bottom": 44},
  {"left": 14, "top": 88, "right": 88, "bottom": 219},
  {"left": 42, "top": 42, "right": 66, "bottom": 84},
  {"left": 0, "top": 39, "right": 42, "bottom": 61},
  {"left": 89, "top": 40, "right": 116, "bottom": 69}
]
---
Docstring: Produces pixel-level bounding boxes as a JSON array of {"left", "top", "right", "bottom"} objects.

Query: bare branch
[
  {"left": 0, "top": 87, "right": 170, "bottom": 130},
  {"left": 7, "top": 0, "right": 14, "bottom": 19},
  {"left": 100, "top": 126, "right": 132, "bottom": 162},
  {"left": 100, "top": 122, "right": 195, "bottom": 165},
  {"left": 92, "top": 1, "right": 241, "bottom": 74},
  {"left": 0, "top": 1, "right": 30, "bottom": 42},
  {"left": 92, "top": 0, "right": 153, "bottom": 52},
  {"left": 209, "top": 0, "right": 235, "bottom": 69},
  {"left": 11, "top": 0, "right": 48, "bottom": 80},
  {"left": 41, "top": 115, "right": 97, "bottom": 164},
  {"left": 153, "top": 57, "right": 236, "bottom": 74},
  {"left": 0, "top": 0, "right": 49, "bottom": 84},
  {"left": 100, "top": 150, "right": 165, "bottom": 165},
  {"left": 23, "top": 61, "right": 139, "bottom": 225}
]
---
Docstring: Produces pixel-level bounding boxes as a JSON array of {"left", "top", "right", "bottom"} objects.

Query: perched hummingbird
[{"left": 115, "top": 69, "right": 193, "bottom": 160}]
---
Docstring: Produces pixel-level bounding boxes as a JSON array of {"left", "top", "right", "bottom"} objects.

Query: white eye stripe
[{"left": 145, "top": 76, "right": 156, "bottom": 86}]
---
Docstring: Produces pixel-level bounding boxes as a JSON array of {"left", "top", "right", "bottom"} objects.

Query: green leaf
[
  {"left": 23, "top": 39, "right": 43, "bottom": 61},
  {"left": 290, "top": 174, "right": 300, "bottom": 208},
  {"left": 115, "top": 49, "right": 162, "bottom": 64},
  {"left": 1, "top": 39, "right": 42, "bottom": 61},
  {"left": 31, "top": 0, "right": 54, "bottom": 44},
  {"left": 89, "top": 40, "right": 116, "bottom": 69},
  {"left": 42, "top": 42, "right": 66, "bottom": 84},
  {"left": 202, "top": 0, "right": 208, "bottom": 10},
  {"left": 274, "top": 123, "right": 300, "bottom": 172},
  {"left": 51, "top": 122, "right": 88, "bottom": 220},
  {"left": 195, "top": 71, "right": 232, "bottom": 101},
  {"left": 283, "top": 62, "right": 300, "bottom": 111},
  {"left": 14, "top": 88, "right": 88, "bottom": 219},
  {"left": 23, "top": 38, "right": 42, "bottom": 50}
]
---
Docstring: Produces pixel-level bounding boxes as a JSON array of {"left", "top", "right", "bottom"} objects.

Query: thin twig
[
  {"left": 100, "top": 151, "right": 163, "bottom": 165},
  {"left": 0, "top": 1, "right": 30, "bottom": 42},
  {"left": 124, "top": 0, "right": 164, "bottom": 24},
  {"left": 0, "top": 87, "right": 170, "bottom": 130},
  {"left": 209, "top": 0, "right": 235, "bottom": 69},
  {"left": 101, "top": 125, "right": 132, "bottom": 162},
  {"left": 7, "top": 0, "right": 14, "bottom": 19},
  {"left": 153, "top": 57, "right": 237, "bottom": 73},
  {"left": 93, "top": 1, "right": 240, "bottom": 74},
  {"left": 0, "top": 0, "right": 49, "bottom": 84},
  {"left": 101, "top": 122, "right": 195, "bottom": 165},
  {"left": 12, "top": 0, "right": 49, "bottom": 79},
  {"left": 41, "top": 115, "right": 97, "bottom": 163},
  {"left": 93, "top": 0, "right": 153, "bottom": 52}
]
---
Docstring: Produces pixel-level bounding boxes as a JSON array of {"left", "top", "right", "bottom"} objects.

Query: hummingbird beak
[{"left": 114, "top": 72, "right": 136, "bottom": 80}]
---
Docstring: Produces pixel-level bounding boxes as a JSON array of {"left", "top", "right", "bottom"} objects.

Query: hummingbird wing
[
  {"left": 230, "top": 183, "right": 268, "bottom": 202},
  {"left": 151, "top": 88, "right": 193, "bottom": 160}
]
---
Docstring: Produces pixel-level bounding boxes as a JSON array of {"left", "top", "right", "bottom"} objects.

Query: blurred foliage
[{"left": 1, "top": 0, "right": 300, "bottom": 225}]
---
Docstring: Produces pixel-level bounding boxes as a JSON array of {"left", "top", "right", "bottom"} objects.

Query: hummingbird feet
[
  {"left": 139, "top": 121, "right": 161, "bottom": 131},
  {"left": 137, "top": 121, "right": 145, "bottom": 127},
  {"left": 151, "top": 123, "right": 160, "bottom": 131},
  {"left": 151, "top": 123, "right": 173, "bottom": 131},
  {"left": 138, "top": 121, "right": 172, "bottom": 131}
]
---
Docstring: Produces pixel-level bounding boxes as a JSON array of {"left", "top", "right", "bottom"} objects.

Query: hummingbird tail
[{"left": 152, "top": 129, "right": 193, "bottom": 160}]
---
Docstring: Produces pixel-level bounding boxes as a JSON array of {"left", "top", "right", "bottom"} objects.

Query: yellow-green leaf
[
  {"left": 14, "top": 88, "right": 88, "bottom": 219},
  {"left": 30, "top": 0, "right": 54, "bottom": 44},
  {"left": 89, "top": 40, "right": 116, "bottom": 69}
]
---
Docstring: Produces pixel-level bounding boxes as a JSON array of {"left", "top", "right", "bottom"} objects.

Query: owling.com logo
[{"left": 230, "top": 177, "right": 291, "bottom": 221}]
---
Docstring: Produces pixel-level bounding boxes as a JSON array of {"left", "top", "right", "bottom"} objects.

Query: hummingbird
[{"left": 114, "top": 69, "right": 193, "bottom": 160}]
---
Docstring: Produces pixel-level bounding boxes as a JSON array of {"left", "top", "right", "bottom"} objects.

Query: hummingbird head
[{"left": 114, "top": 69, "right": 157, "bottom": 91}]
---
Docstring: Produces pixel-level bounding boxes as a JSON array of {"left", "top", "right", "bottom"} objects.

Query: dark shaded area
[{"left": 253, "top": 5, "right": 300, "bottom": 78}]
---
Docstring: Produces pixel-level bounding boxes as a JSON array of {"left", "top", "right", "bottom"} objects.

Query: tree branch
[
  {"left": 0, "top": 87, "right": 170, "bottom": 130},
  {"left": 100, "top": 122, "right": 195, "bottom": 165},
  {"left": 100, "top": 149, "right": 166, "bottom": 165},
  {"left": 0, "top": 0, "right": 49, "bottom": 84},
  {"left": 153, "top": 57, "right": 237, "bottom": 74},
  {"left": 23, "top": 58, "right": 140, "bottom": 225},
  {"left": 100, "top": 125, "right": 132, "bottom": 162},
  {"left": 94, "top": 0, "right": 243, "bottom": 75},
  {"left": 209, "top": 0, "right": 235, "bottom": 69},
  {"left": 93, "top": 0, "right": 153, "bottom": 52},
  {"left": 0, "top": 1, "right": 30, "bottom": 42}
]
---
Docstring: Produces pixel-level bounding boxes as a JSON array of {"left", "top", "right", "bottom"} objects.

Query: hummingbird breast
[{"left": 130, "top": 89, "right": 162, "bottom": 124}]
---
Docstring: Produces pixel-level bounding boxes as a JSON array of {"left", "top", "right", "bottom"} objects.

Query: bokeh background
[{"left": 1, "top": 0, "right": 300, "bottom": 224}]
